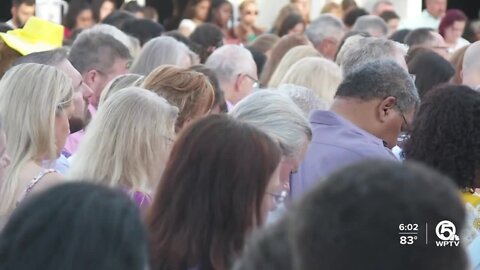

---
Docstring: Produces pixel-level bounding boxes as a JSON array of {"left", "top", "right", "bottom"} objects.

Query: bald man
[{"left": 463, "top": 42, "right": 480, "bottom": 89}]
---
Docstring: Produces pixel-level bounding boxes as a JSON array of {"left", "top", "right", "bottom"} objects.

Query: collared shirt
[
  {"left": 291, "top": 110, "right": 397, "bottom": 199},
  {"left": 400, "top": 10, "right": 442, "bottom": 30},
  {"left": 226, "top": 100, "right": 235, "bottom": 112}
]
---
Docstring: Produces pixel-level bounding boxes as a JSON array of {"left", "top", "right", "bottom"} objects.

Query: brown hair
[
  {"left": 142, "top": 65, "right": 214, "bottom": 132},
  {"left": 450, "top": 45, "right": 469, "bottom": 84},
  {"left": 248, "top": 34, "right": 280, "bottom": 54},
  {"left": 146, "top": 114, "right": 282, "bottom": 270},
  {"left": 259, "top": 33, "right": 310, "bottom": 86},
  {"left": 273, "top": 4, "right": 302, "bottom": 34},
  {"left": 0, "top": 41, "right": 21, "bottom": 79},
  {"left": 183, "top": 0, "right": 212, "bottom": 20}
]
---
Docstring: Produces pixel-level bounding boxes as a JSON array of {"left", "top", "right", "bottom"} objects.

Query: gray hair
[
  {"left": 335, "top": 59, "right": 420, "bottom": 112},
  {"left": 130, "top": 36, "right": 191, "bottom": 76},
  {"left": 12, "top": 48, "right": 68, "bottom": 67},
  {"left": 79, "top": 24, "right": 140, "bottom": 58},
  {"left": 229, "top": 89, "right": 312, "bottom": 158},
  {"left": 371, "top": 0, "right": 394, "bottom": 13},
  {"left": 337, "top": 37, "right": 407, "bottom": 76},
  {"left": 69, "top": 32, "right": 131, "bottom": 75},
  {"left": 278, "top": 84, "right": 328, "bottom": 117},
  {"left": 205, "top": 45, "right": 255, "bottom": 85},
  {"left": 306, "top": 14, "right": 345, "bottom": 46},
  {"left": 351, "top": 15, "right": 389, "bottom": 37}
]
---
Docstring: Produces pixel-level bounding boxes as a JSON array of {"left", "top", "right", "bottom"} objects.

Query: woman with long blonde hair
[
  {"left": 268, "top": 45, "right": 322, "bottom": 88},
  {"left": 0, "top": 63, "right": 73, "bottom": 221},
  {"left": 68, "top": 88, "right": 178, "bottom": 210},
  {"left": 142, "top": 65, "right": 215, "bottom": 133},
  {"left": 279, "top": 57, "right": 342, "bottom": 106}
]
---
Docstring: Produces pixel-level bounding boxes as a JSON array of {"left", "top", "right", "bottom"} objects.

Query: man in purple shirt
[{"left": 291, "top": 59, "right": 420, "bottom": 198}]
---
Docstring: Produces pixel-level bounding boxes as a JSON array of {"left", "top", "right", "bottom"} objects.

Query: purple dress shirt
[{"left": 291, "top": 110, "right": 397, "bottom": 199}]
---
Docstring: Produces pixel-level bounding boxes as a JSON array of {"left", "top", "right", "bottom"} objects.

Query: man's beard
[
  {"left": 13, "top": 17, "right": 25, "bottom": 28},
  {"left": 69, "top": 109, "right": 92, "bottom": 133}
]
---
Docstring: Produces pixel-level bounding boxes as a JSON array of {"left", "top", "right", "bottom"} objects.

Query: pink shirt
[{"left": 64, "top": 104, "right": 97, "bottom": 156}]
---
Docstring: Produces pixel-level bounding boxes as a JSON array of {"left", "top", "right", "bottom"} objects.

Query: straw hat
[{"left": 0, "top": 17, "right": 64, "bottom": 56}]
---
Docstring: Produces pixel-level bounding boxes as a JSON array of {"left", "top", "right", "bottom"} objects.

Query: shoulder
[{"left": 29, "top": 171, "right": 63, "bottom": 195}]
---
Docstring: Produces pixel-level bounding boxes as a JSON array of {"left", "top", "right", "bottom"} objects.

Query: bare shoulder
[{"left": 29, "top": 172, "right": 64, "bottom": 195}]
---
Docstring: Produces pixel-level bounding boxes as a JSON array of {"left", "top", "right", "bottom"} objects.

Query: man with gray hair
[
  {"left": 336, "top": 36, "right": 408, "bottom": 76},
  {"left": 370, "top": 0, "right": 395, "bottom": 15},
  {"left": 306, "top": 14, "right": 346, "bottom": 60},
  {"left": 351, "top": 15, "right": 389, "bottom": 38},
  {"left": 67, "top": 32, "right": 131, "bottom": 155},
  {"left": 291, "top": 59, "right": 420, "bottom": 198},
  {"left": 462, "top": 41, "right": 480, "bottom": 89},
  {"left": 230, "top": 90, "right": 312, "bottom": 193},
  {"left": 205, "top": 45, "right": 257, "bottom": 111}
]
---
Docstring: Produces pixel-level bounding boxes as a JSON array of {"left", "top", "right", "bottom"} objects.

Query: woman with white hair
[
  {"left": 0, "top": 64, "right": 74, "bottom": 221},
  {"left": 230, "top": 89, "right": 312, "bottom": 193},
  {"left": 130, "top": 36, "right": 192, "bottom": 76},
  {"left": 268, "top": 45, "right": 321, "bottom": 88},
  {"left": 68, "top": 88, "right": 178, "bottom": 210},
  {"left": 279, "top": 57, "right": 342, "bottom": 107}
]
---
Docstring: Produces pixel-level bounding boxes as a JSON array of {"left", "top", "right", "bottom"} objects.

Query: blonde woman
[
  {"left": 68, "top": 87, "right": 178, "bottom": 210},
  {"left": 98, "top": 73, "right": 144, "bottom": 107},
  {"left": 279, "top": 57, "right": 342, "bottom": 107},
  {"left": 142, "top": 65, "right": 215, "bottom": 133},
  {"left": 268, "top": 45, "right": 322, "bottom": 88},
  {"left": 0, "top": 64, "right": 73, "bottom": 221}
]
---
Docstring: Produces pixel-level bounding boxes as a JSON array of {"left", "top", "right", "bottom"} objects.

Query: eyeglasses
[
  {"left": 266, "top": 190, "right": 288, "bottom": 205},
  {"left": 242, "top": 73, "right": 261, "bottom": 88}
]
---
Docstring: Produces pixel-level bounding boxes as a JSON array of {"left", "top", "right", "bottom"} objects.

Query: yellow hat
[{"left": 0, "top": 17, "right": 64, "bottom": 56}]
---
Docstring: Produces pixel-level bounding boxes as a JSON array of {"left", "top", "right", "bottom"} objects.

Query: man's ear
[
  {"left": 234, "top": 74, "right": 242, "bottom": 93},
  {"left": 378, "top": 96, "right": 397, "bottom": 123},
  {"left": 83, "top": 70, "right": 97, "bottom": 89}
]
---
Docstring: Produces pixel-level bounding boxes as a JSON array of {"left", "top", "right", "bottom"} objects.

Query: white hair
[
  {"left": 352, "top": 15, "right": 389, "bottom": 38},
  {"left": 68, "top": 87, "right": 178, "bottom": 196},
  {"left": 306, "top": 14, "right": 345, "bottom": 46},
  {"left": 229, "top": 89, "right": 312, "bottom": 158},
  {"left": 78, "top": 24, "right": 140, "bottom": 58},
  {"left": 279, "top": 57, "right": 342, "bottom": 106},
  {"left": 205, "top": 45, "right": 256, "bottom": 85},
  {"left": 337, "top": 36, "right": 408, "bottom": 76},
  {"left": 130, "top": 36, "right": 191, "bottom": 76},
  {"left": 0, "top": 63, "right": 73, "bottom": 217},
  {"left": 277, "top": 84, "right": 328, "bottom": 117}
]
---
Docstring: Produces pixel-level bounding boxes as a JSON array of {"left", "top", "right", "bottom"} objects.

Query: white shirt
[
  {"left": 452, "top": 37, "right": 470, "bottom": 52},
  {"left": 400, "top": 10, "right": 442, "bottom": 30}
]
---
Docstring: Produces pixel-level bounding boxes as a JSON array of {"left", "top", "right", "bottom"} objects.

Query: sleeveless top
[{"left": 17, "top": 169, "right": 57, "bottom": 205}]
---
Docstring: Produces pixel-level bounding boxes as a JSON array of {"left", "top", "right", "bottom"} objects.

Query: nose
[{"left": 82, "top": 83, "right": 94, "bottom": 99}]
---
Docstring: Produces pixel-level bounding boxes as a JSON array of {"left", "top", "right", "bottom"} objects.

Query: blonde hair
[
  {"left": 268, "top": 45, "right": 321, "bottom": 88},
  {"left": 69, "top": 87, "right": 178, "bottom": 195},
  {"left": 142, "top": 65, "right": 215, "bottom": 132},
  {"left": 279, "top": 57, "right": 342, "bottom": 106},
  {"left": 0, "top": 63, "right": 73, "bottom": 216},
  {"left": 99, "top": 73, "right": 145, "bottom": 107}
]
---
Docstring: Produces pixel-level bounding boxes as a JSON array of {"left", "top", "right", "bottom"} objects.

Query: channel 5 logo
[{"left": 435, "top": 220, "right": 460, "bottom": 247}]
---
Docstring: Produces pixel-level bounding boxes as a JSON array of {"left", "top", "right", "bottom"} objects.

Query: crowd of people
[{"left": 0, "top": 0, "right": 479, "bottom": 269}]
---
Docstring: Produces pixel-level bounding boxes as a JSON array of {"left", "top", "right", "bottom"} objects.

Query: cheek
[{"left": 279, "top": 162, "right": 292, "bottom": 190}]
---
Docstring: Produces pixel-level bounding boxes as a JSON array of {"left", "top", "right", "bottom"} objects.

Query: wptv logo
[{"left": 435, "top": 220, "right": 460, "bottom": 247}]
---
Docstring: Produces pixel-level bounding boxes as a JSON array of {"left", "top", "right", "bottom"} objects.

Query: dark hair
[
  {"left": 247, "top": 47, "right": 267, "bottom": 79},
  {"left": 336, "top": 59, "right": 419, "bottom": 112},
  {"left": 11, "top": 0, "right": 34, "bottom": 6},
  {"left": 69, "top": 32, "right": 131, "bottom": 74},
  {"left": 163, "top": 30, "right": 197, "bottom": 51},
  {"left": 64, "top": 0, "right": 92, "bottom": 30},
  {"left": 0, "top": 182, "right": 148, "bottom": 270},
  {"left": 0, "top": 23, "right": 13, "bottom": 33},
  {"left": 232, "top": 220, "right": 292, "bottom": 270},
  {"left": 207, "top": 0, "right": 234, "bottom": 27},
  {"left": 404, "top": 28, "right": 435, "bottom": 47},
  {"left": 122, "top": 19, "right": 164, "bottom": 46},
  {"left": 122, "top": 0, "right": 143, "bottom": 14},
  {"left": 102, "top": 10, "right": 136, "bottom": 29},
  {"left": 190, "top": 64, "right": 227, "bottom": 113},
  {"left": 379, "top": 10, "right": 399, "bottom": 22},
  {"left": 146, "top": 114, "right": 281, "bottom": 270},
  {"left": 407, "top": 49, "right": 454, "bottom": 98},
  {"left": 439, "top": 9, "right": 468, "bottom": 38},
  {"left": 343, "top": 8, "right": 369, "bottom": 28},
  {"left": 183, "top": 0, "right": 211, "bottom": 20},
  {"left": 190, "top": 23, "right": 224, "bottom": 63},
  {"left": 389, "top": 29, "right": 411, "bottom": 43},
  {"left": 341, "top": 0, "right": 357, "bottom": 12},
  {"left": 278, "top": 13, "right": 304, "bottom": 37},
  {"left": 291, "top": 160, "right": 467, "bottom": 270},
  {"left": 12, "top": 48, "right": 68, "bottom": 67},
  {"left": 92, "top": 0, "right": 117, "bottom": 22},
  {"left": 404, "top": 84, "right": 480, "bottom": 189},
  {"left": 334, "top": 30, "right": 371, "bottom": 61}
]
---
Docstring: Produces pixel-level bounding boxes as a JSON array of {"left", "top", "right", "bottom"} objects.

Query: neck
[{"left": 330, "top": 98, "right": 381, "bottom": 139}]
